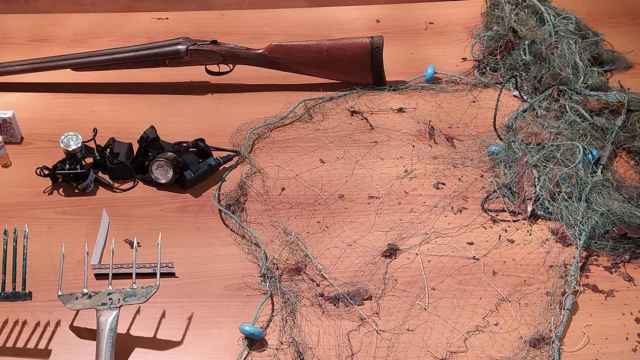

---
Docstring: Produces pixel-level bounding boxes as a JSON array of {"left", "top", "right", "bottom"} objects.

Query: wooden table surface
[{"left": 0, "top": 1, "right": 638, "bottom": 359}]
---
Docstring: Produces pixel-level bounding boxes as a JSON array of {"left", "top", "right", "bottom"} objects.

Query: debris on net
[
  {"left": 320, "top": 286, "right": 372, "bottom": 307},
  {"left": 472, "top": 0, "right": 640, "bottom": 358}
]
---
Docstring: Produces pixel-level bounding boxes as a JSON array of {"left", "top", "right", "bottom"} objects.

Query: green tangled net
[{"left": 472, "top": 0, "right": 640, "bottom": 358}]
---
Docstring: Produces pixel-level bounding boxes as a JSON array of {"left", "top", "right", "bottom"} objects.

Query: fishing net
[
  {"left": 471, "top": 0, "right": 640, "bottom": 358},
  {"left": 214, "top": 80, "right": 572, "bottom": 359},
  {"left": 213, "top": 1, "right": 640, "bottom": 359},
  {"left": 472, "top": 0, "right": 640, "bottom": 254}
]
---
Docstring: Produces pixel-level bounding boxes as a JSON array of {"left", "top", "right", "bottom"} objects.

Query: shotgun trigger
[{"left": 204, "top": 64, "right": 236, "bottom": 76}]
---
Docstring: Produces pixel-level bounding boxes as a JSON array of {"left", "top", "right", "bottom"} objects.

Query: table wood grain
[{"left": 0, "top": 1, "right": 638, "bottom": 359}]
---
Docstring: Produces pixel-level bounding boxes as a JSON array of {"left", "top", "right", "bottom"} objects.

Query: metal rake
[{"left": 57, "top": 235, "right": 161, "bottom": 360}]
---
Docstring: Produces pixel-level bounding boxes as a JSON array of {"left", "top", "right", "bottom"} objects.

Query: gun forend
[{"left": 0, "top": 36, "right": 386, "bottom": 85}]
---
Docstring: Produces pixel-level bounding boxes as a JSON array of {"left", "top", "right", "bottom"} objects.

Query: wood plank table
[{"left": 0, "top": 1, "right": 638, "bottom": 359}]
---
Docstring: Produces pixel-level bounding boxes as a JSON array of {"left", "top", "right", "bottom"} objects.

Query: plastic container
[{"left": 0, "top": 111, "right": 23, "bottom": 144}]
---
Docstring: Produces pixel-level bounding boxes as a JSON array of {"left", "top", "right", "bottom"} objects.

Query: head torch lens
[
  {"left": 149, "top": 153, "right": 178, "bottom": 184},
  {"left": 59, "top": 132, "right": 83, "bottom": 154}
]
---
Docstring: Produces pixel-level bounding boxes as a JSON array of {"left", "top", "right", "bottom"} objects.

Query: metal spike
[
  {"left": 82, "top": 240, "right": 88, "bottom": 293},
  {"left": 11, "top": 227, "right": 17, "bottom": 292},
  {"left": 21, "top": 224, "right": 28, "bottom": 292},
  {"left": 156, "top": 233, "right": 161, "bottom": 286},
  {"left": 1, "top": 225, "right": 7, "bottom": 293},
  {"left": 108, "top": 238, "right": 114, "bottom": 290},
  {"left": 57, "top": 244, "right": 64, "bottom": 296},
  {"left": 131, "top": 237, "right": 137, "bottom": 288}
]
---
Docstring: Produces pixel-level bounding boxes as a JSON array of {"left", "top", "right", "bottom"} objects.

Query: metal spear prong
[
  {"left": 57, "top": 244, "right": 64, "bottom": 296},
  {"left": 156, "top": 233, "right": 161, "bottom": 287},
  {"left": 82, "top": 240, "right": 89, "bottom": 294},
  {"left": 1, "top": 225, "right": 7, "bottom": 293},
  {"left": 11, "top": 226, "right": 17, "bottom": 292},
  {"left": 108, "top": 238, "right": 114, "bottom": 290},
  {"left": 21, "top": 224, "right": 28, "bottom": 292},
  {"left": 131, "top": 237, "right": 138, "bottom": 289}
]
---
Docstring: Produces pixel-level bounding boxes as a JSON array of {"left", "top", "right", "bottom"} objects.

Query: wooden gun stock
[
  {"left": 207, "top": 36, "right": 386, "bottom": 85},
  {"left": 0, "top": 36, "right": 386, "bottom": 85}
]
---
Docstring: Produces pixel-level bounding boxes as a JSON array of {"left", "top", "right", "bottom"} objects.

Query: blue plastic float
[
  {"left": 239, "top": 323, "right": 265, "bottom": 341},
  {"left": 424, "top": 64, "right": 436, "bottom": 83},
  {"left": 487, "top": 144, "right": 505, "bottom": 157}
]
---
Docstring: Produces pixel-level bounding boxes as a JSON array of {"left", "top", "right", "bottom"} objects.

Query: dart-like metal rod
[
  {"left": 108, "top": 239, "right": 114, "bottom": 290},
  {"left": 1, "top": 226, "right": 7, "bottom": 293},
  {"left": 132, "top": 237, "right": 137, "bottom": 289},
  {"left": 58, "top": 244, "right": 64, "bottom": 296},
  {"left": 21, "top": 225, "right": 28, "bottom": 292},
  {"left": 57, "top": 234, "right": 162, "bottom": 360},
  {"left": 11, "top": 227, "right": 17, "bottom": 292},
  {"left": 156, "top": 233, "right": 161, "bottom": 285},
  {"left": 83, "top": 240, "right": 89, "bottom": 293}
]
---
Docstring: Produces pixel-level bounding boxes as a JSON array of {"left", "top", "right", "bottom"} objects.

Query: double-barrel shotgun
[{"left": 0, "top": 36, "right": 386, "bottom": 85}]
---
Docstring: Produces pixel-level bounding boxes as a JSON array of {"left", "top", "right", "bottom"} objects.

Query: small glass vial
[{"left": 0, "top": 136, "right": 11, "bottom": 168}]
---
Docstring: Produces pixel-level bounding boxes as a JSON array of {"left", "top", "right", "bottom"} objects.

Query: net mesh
[
  {"left": 214, "top": 1, "right": 640, "bottom": 359},
  {"left": 470, "top": 1, "right": 640, "bottom": 358},
  {"left": 216, "top": 84, "right": 572, "bottom": 359}
]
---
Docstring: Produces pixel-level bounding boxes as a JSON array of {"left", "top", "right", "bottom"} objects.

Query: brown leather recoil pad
[{"left": 369, "top": 36, "right": 386, "bottom": 86}]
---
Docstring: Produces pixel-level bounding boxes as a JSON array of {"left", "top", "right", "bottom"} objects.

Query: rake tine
[
  {"left": 131, "top": 237, "right": 137, "bottom": 288},
  {"left": 156, "top": 233, "right": 161, "bottom": 287},
  {"left": 57, "top": 244, "right": 64, "bottom": 296},
  {"left": 11, "top": 226, "right": 17, "bottom": 292},
  {"left": 21, "top": 224, "right": 28, "bottom": 292},
  {"left": 1, "top": 225, "right": 7, "bottom": 293},
  {"left": 108, "top": 238, "right": 114, "bottom": 290},
  {"left": 82, "top": 240, "right": 89, "bottom": 293}
]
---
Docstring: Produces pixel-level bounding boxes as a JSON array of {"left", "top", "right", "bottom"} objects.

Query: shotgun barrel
[
  {"left": 0, "top": 36, "right": 386, "bottom": 85},
  {"left": 0, "top": 38, "right": 194, "bottom": 76}
]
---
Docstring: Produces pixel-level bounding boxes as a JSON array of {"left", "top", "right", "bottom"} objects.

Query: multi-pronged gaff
[
  {"left": 0, "top": 225, "right": 31, "bottom": 301},
  {"left": 57, "top": 234, "right": 162, "bottom": 360}
]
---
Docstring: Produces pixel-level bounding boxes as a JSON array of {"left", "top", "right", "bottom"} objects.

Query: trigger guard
[{"left": 204, "top": 64, "right": 236, "bottom": 76}]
